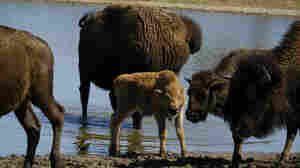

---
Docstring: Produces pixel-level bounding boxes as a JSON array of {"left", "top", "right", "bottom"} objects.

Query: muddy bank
[{"left": 1, "top": 152, "right": 300, "bottom": 168}]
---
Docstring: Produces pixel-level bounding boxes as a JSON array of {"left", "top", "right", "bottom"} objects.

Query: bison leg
[
  {"left": 41, "top": 101, "right": 65, "bottom": 168},
  {"left": 109, "top": 110, "right": 132, "bottom": 156},
  {"left": 132, "top": 112, "right": 143, "bottom": 130},
  {"left": 280, "top": 126, "right": 297, "bottom": 162},
  {"left": 32, "top": 96, "right": 65, "bottom": 168},
  {"left": 109, "top": 90, "right": 117, "bottom": 111},
  {"left": 109, "top": 90, "right": 143, "bottom": 130},
  {"left": 232, "top": 133, "right": 243, "bottom": 168},
  {"left": 154, "top": 113, "right": 168, "bottom": 156},
  {"left": 79, "top": 81, "right": 90, "bottom": 125},
  {"left": 174, "top": 110, "right": 187, "bottom": 157},
  {"left": 14, "top": 100, "right": 41, "bottom": 168}
]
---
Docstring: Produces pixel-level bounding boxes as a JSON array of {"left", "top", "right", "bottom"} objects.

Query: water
[{"left": 0, "top": 1, "right": 298, "bottom": 157}]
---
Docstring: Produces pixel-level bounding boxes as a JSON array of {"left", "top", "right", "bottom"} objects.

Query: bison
[
  {"left": 78, "top": 4, "right": 202, "bottom": 127},
  {"left": 224, "top": 55, "right": 300, "bottom": 168},
  {"left": 109, "top": 70, "right": 186, "bottom": 157},
  {"left": 185, "top": 20, "right": 300, "bottom": 123},
  {"left": 185, "top": 48, "right": 269, "bottom": 122},
  {"left": 0, "top": 25, "right": 64, "bottom": 168}
]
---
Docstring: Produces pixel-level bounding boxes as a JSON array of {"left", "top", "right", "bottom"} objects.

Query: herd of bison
[{"left": 0, "top": 3, "right": 299, "bottom": 168}]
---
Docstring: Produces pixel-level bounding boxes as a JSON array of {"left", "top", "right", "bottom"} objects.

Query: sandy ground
[
  {"left": 2, "top": 0, "right": 300, "bottom": 167},
  {"left": 1, "top": 152, "right": 300, "bottom": 168}
]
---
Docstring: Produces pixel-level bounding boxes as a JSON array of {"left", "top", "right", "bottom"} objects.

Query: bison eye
[
  {"left": 195, "top": 92, "right": 206, "bottom": 101},
  {"left": 187, "top": 89, "right": 192, "bottom": 95},
  {"left": 211, "top": 84, "right": 224, "bottom": 92}
]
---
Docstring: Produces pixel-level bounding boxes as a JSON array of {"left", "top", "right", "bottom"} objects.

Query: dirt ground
[
  {"left": 2, "top": 0, "right": 300, "bottom": 167},
  {"left": 1, "top": 151, "right": 300, "bottom": 168}
]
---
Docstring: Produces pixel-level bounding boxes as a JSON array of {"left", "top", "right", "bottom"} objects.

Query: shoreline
[
  {"left": 0, "top": 151, "right": 299, "bottom": 168},
  {"left": 14, "top": 0, "right": 300, "bottom": 17}
]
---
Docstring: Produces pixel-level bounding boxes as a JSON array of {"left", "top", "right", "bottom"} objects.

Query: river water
[{"left": 0, "top": 1, "right": 298, "bottom": 156}]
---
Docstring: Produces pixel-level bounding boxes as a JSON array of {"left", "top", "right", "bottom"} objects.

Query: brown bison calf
[
  {"left": 224, "top": 55, "right": 300, "bottom": 168},
  {"left": 0, "top": 25, "right": 64, "bottom": 168},
  {"left": 109, "top": 70, "right": 186, "bottom": 157}
]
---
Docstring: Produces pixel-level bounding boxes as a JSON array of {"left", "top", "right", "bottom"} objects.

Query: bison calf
[
  {"left": 0, "top": 25, "right": 64, "bottom": 168},
  {"left": 109, "top": 70, "right": 187, "bottom": 157},
  {"left": 224, "top": 55, "right": 300, "bottom": 168}
]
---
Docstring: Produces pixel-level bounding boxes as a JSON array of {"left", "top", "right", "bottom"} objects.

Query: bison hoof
[
  {"left": 23, "top": 162, "right": 32, "bottom": 168},
  {"left": 109, "top": 147, "right": 120, "bottom": 157},
  {"left": 50, "top": 155, "right": 65, "bottom": 168},
  {"left": 279, "top": 153, "right": 294, "bottom": 163},
  {"left": 231, "top": 154, "right": 242, "bottom": 168},
  {"left": 159, "top": 151, "right": 168, "bottom": 157},
  {"left": 80, "top": 118, "right": 88, "bottom": 125},
  {"left": 181, "top": 151, "right": 187, "bottom": 158}
]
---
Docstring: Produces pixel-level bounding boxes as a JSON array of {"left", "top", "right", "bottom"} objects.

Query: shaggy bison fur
[
  {"left": 78, "top": 4, "right": 202, "bottom": 126},
  {"left": 224, "top": 55, "right": 300, "bottom": 168},
  {"left": 185, "top": 20, "right": 300, "bottom": 124},
  {"left": 0, "top": 25, "right": 64, "bottom": 168}
]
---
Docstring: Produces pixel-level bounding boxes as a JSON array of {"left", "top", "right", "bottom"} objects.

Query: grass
[{"left": 156, "top": 0, "right": 209, "bottom": 4}]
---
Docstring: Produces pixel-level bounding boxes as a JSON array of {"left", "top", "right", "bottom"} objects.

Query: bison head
[
  {"left": 185, "top": 71, "right": 231, "bottom": 123},
  {"left": 153, "top": 70, "right": 186, "bottom": 121}
]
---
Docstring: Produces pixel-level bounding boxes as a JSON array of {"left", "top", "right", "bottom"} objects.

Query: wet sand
[{"left": 1, "top": 152, "right": 300, "bottom": 168}]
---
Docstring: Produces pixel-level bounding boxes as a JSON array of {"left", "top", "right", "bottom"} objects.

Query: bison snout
[
  {"left": 186, "top": 110, "right": 208, "bottom": 123},
  {"left": 167, "top": 107, "right": 180, "bottom": 121},
  {"left": 168, "top": 107, "right": 179, "bottom": 116}
]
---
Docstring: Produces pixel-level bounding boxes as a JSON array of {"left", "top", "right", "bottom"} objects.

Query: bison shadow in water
[
  {"left": 78, "top": 4, "right": 202, "bottom": 128},
  {"left": 224, "top": 55, "right": 300, "bottom": 168},
  {"left": 0, "top": 25, "right": 64, "bottom": 168}
]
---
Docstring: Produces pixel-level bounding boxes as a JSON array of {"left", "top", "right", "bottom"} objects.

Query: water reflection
[{"left": 0, "top": 1, "right": 298, "bottom": 156}]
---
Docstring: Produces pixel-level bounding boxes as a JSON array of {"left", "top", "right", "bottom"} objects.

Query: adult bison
[
  {"left": 224, "top": 55, "right": 300, "bottom": 168},
  {"left": 185, "top": 48, "right": 269, "bottom": 122},
  {"left": 185, "top": 20, "right": 300, "bottom": 122},
  {"left": 78, "top": 4, "right": 202, "bottom": 126},
  {"left": 0, "top": 25, "right": 64, "bottom": 168}
]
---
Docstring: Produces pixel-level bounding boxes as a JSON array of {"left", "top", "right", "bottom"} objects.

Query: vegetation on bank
[{"left": 53, "top": 0, "right": 299, "bottom": 10}]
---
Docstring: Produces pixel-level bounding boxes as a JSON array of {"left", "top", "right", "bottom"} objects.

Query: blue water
[{"left": 0, "top": 1, "right": 298, "bottom": 157}]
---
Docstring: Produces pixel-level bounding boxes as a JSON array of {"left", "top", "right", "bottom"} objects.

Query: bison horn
[
  {"left": 222, "top": 74, "right": 232, "bottom": 80},
  {"left": 261, "top": 65, "right": 272, "bottom": 83}
]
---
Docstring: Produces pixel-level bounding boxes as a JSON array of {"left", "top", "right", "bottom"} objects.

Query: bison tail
[{"left": 79, "top": 13, "right": 90, "bottom": 28}]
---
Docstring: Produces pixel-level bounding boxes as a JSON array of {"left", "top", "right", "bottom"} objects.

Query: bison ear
[
  {"left": 259, "top": 65, "right": 272, "bottom": 86},
  {"left": 154, "top": 89, "right": 163, "bottom": 96},
  {"left": 222, "top": 74, "right": 232, "bottom": 80},
  {"left": 185, "top": 78, "right": 192, "bottom": 84},
  {"left": 210, "top": 80, "right": 226, "bottom": 91}
]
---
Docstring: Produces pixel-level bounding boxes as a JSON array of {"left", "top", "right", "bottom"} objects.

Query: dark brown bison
[
  {"left": 78, "top": 4, "right": 202, "bottom": 126},
  {"left": 185, "top": 48, "right": 269, "bottom": 122},
  {"left": 185, "top": 20, "right": 300, "bottom": 123},
  {"left": 0, "top": 25, "right": 64, "bottom": 168},
  {"left": 224, "top": 55, "right": 300, "bottom": 168}
]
